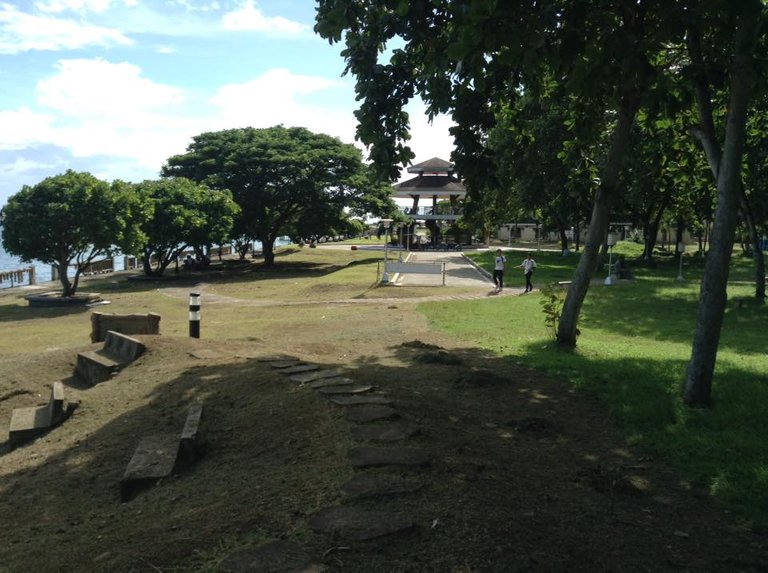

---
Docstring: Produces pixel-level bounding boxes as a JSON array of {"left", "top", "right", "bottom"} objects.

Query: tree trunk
[
  {"left": 559, "top": 226, "right": 568, "bottom": 251},
  {"left": 684, "top": 8, "right": 760, "bottom": 406},
  {"left": 57, "top": 260, "right": 74, "bottom": 297},
  {"left": 738, "top": 187, "right": 766, "bottom": 299},
  {"left": 643, "top": 217, "right": 659, "bottom": 262},
  {"left": 262, "top": 237, "right": 276, "bottom": 266},
  {"left": 557, "top": 92, "right": 639, "bottom": 347}
]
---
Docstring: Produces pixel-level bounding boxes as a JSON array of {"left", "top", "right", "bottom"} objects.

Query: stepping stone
[
  {"left": 257, "top": 355, "right": 297, "bottom": 362},
  {"left": 269, "top": 360, "right": 304, "bottom": 369},
  {"left": 289, "top": 368, "right": 345, "bottom": 384},
  {"left": 310, "top": 376, "right": 355, "bottom": 389},
  {"left": 121, "top": 433, "right": 180, "bottom": 501},
  {"left": 317, "top": 385, "right": 373, "bottom": 396},
  {"left": 330, "top": 395, "right": 393, "bottom": 406},
  {"left": 219, "top": 540, "right": 317, "bottom": 573},
  {"left": 280, "top": 364, "right": 320, "bottom": 375},
  {"left": 308, "top": 506, "right": 413, "bottom": 541},
  {"left": 350, "top": 421, "right": 420, "bottom": 442},
  {"left": 340, "top": 472, "right": 423, "bottom": 500},
  {"left": 344, "top": 405, "right": 399, "bottom": 424},
  {"left": 347, "top": 446, "right": 430, "bottom": 468}
]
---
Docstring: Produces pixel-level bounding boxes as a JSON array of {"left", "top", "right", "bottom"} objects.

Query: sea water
[{"left": 0, "top": 238, "right": 289, "bottom": 289}]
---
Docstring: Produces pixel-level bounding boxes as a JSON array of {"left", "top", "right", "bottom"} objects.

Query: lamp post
[
  {"left": 380, "top": 218, "right": 393, "bottom": 284},
  {"left": 604, "top": 232, "right": 617, "bottom": 286},
  {"left": 676, "top": 242, "right": 685, "bottom": 281}
]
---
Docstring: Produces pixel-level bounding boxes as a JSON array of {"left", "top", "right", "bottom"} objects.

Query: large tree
[
  {"left": 162, "top": 126, "right": 390, "bottom": 266},
  {"left": 1, "top": 170, "right": 141, "bottom": 297},
  {"left": 133, "top": 178, "right": 239, "bottom": 276},
  {"left": 682, "top": 0, "right": 766, "bottom": 406},
  {"left": 316, "top": 0, "right": 677, "bottom": 347}
]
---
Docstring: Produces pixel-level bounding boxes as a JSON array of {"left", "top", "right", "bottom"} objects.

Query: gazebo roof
[
  {"left": 406, "top": 157, "right": 454, "bottom": 174},
  {"left": 392, "top": 174, "right": 466, "bottom": 197}
]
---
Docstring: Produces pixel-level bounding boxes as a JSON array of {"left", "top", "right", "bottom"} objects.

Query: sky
[{"left": 0, "top": 0, "right": 455, "bottom": 207}]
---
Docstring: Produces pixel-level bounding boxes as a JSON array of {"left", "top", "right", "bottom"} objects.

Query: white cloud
[
  {"left": 221, "top": 0, "right": 307, "bottom": 35},
  {"left": 37, "top": 58, "right": 185, "bottom": 117},
  {"left": 34, "top": 0, "right": 114, "bottom": 13},
  {"left": 0, "top": 3, "right": 132, "bottom": 54},
  {"left": 0, "top": 107, "right": 57, "bottom": 150},
  {"left": 208, "top": 68, "right": 356, "bottom": 140},
  {"left": 0, "top": 61, "right": 455, "bottom": 197},
  {"left": 0, "top": 157, "right": 58, "bottom": 174}
]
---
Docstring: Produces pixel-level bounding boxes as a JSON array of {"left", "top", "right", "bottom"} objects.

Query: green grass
[{"left": 429, "top": 243, "right": 768, "bottom": 529}]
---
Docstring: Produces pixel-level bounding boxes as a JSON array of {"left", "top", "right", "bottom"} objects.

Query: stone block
[
  {"left": 121, "top": 433, "right": 180, "bottom": 501},
  {"left": 90, "top": 312, "right": 161, "bottom": 343},
  {"left": 8, "top": 382, "right": 65, "bottom": 448},
  {"left": 179, "top": 402, "right": 204, "bottom": 462},
  {"left": 103, "top": 331, "right": 145, "bottom": 363},
  {"left": 75, "top": 350, "right": 122, "bottom": 385}
]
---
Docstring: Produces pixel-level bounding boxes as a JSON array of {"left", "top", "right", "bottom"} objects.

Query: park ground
[{"left": 0, "top": 242, "right": 766, "bottom": 571}]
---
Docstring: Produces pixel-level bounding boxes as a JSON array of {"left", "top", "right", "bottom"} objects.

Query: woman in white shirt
[{"left": 493, "top": 249, "right": 506, "bottom": 293}]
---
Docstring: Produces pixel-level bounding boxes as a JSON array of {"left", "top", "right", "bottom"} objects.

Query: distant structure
[{"left": 392, "top": 157, "right": 466, "bottom": 245}]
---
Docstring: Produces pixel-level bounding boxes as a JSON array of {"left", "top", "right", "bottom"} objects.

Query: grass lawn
[
  {"left": 1, "top": 243, "right": 766, "bottom": 531},
  {"left": 425, "top": 243, "right": 768, "bottom": 528}
]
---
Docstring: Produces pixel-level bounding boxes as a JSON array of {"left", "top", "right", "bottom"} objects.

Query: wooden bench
[
  {"left": 8, "top": 382, "right": 65, "bottom": 448},
  {"left": 121, "top": 403, "right": 204, "bottom": 501},
  {"left": 76, "top": 330, "right": 146, "bottom": 385}
]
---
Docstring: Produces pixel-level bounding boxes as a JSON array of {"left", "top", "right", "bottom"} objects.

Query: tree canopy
[
  {"left": 162, "top": 125, "right": 394, "bottom": 265},
  {"left": 1, "top": 170, "right": 141, "bottom": 297},
  {"left": 131, "top": 177, "right": 239, "bottom": 276},
  {"left": 316, "top": 0, "right": 767, "bottom": 407}
]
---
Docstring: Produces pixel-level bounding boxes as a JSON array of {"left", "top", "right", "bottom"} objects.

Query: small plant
[{"left": 539, "top": 282, "right": 566, "bottom": 339}]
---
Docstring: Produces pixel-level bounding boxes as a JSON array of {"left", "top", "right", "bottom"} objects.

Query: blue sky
[{"left": 0, "top": 0, "right": 454, "bottom": 207}]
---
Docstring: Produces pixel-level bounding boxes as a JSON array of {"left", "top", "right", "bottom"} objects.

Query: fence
[{"left": 0, "top": 266, "right": 36, "bottom": 288}]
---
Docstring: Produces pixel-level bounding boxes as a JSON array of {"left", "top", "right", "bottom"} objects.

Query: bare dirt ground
[{"left": 0, "top": 283, "right": 766, "bottom": 571}]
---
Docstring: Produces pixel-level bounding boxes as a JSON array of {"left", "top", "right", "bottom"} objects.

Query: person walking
[
  {"left": 520, "top": 252, "right": 537, "bottom": 293},
  {"left": 493, "top": 249, "right": 506, "bottom": 293}
]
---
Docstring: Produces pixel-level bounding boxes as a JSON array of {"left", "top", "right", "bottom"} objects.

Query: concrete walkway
[{"left": 393, "top": 251, "right": 494, "bottom": 289}]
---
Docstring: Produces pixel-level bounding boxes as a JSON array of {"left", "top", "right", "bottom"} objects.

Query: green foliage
[
  {"left": 162, "top": 126, "right": 394, "bottom": 265},
  {"left": 539, "top": 283, "right": 567, "bottom": 340},
  {"left": 1, "top": 170, "right": 139, "bottom": 296},
  {"left": 132, "top": 177, "right": 238, "bottom": 276}
]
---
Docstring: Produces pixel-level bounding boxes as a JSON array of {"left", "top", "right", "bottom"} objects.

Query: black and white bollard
[{"left": 189, "top": 292, "right": 201, "bottom": 338}]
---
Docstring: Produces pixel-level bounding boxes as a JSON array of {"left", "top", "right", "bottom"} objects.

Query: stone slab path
[
  {"left": 219, "top": 354, "right": 434, "bottom": 564},
  {"left": 218, "top": 540, "right": 320, "bottom": 573},
  {"left": 308, "top": 506, "right": 413, "bottom": 541},
  {"left": 344, "top": 405, "right": 399, "bottom": 423},
  {"left": 329, "top": 395, "right": 393, "bottom": 406},
  {"left": 347, "top": 446, "right": 430, "bottom": 468},
  {"left": 340, "top": 472, "right": 423, "bottom": 500},
  {"left": 350, "top": 420, "right": 420, "bottom": 442}
]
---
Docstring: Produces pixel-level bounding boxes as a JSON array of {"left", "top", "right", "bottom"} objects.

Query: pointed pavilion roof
[{"left": 406, "top": 157, "right": 454, "bottom": 174}]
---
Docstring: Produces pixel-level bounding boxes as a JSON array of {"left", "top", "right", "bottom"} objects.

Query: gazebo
[{"left": 392, "top": 157, "right": 466, "bottom": 245}]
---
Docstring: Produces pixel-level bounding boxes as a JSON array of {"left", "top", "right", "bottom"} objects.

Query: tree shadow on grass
[
  {"left": 0, "top": 337, "right": 763, "bottom": 572},
  {"left": 0, "top": 301, "right": 91, "bottom": 323}
]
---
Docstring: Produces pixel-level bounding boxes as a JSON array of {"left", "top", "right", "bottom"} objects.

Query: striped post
[{"left": 189, "top": 292, "right": 201, "bottom": 338}]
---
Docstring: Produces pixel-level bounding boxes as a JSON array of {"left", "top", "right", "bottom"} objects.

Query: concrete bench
[
  {"left": 121, "top": 403, "right": 204, "bottom": 501},
  {"left": 90, "top": 312, "right": 161, "bottom": 343},
  {"left": 8, "top": 382, "right": 65, "bottom": 448},
  {"left": 76, "top": 330, "right": 146, "bottom": 385}
]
